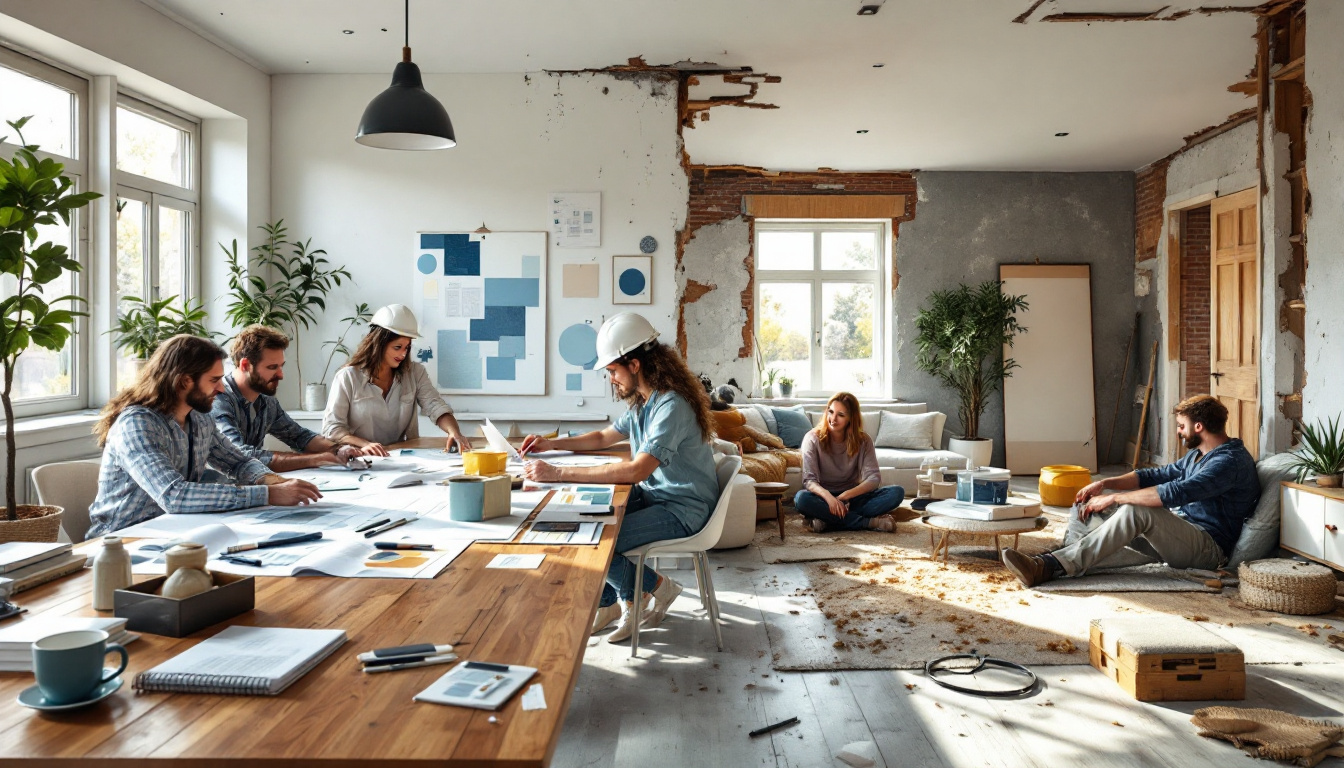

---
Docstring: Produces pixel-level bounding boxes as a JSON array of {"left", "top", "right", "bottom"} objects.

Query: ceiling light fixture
[
  {"left": 355, "top": 0, "right": 456, "bottom": 150},
  {"left": 342, "top": 29, "right": 354, "bottom": 35},
  {"left": 857, "top": 129, "right": 869, "bottom": 134},
  {"left": 873, "top": 63, "right": 885, "bottom": 68},
  {"left": 858, "top": 4, "right": 882, "bottom": 15},
  {"left": 1055, "top": 132, "right": 1070, "bottom": 137}
]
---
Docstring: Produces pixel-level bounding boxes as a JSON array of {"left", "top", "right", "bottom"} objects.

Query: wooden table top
[{"left": 0, "top": 437, "right": 627, "bottom": 767}]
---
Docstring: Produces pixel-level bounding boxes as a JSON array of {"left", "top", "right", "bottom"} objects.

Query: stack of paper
[
  {"left": 0, "top": 616, "right": 140, "bottom": 672},
  {"left": 925, "top": 497, "right": 1041, "bottom": 521},
  {"left": 0, "top": 542, "right": 86, "bottom": 594},
  {"left": 134, "top": 626, "right": 346, "bottom": 695}
]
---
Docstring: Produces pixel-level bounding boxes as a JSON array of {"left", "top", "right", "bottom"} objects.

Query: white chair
[
  {"left": 624, "top": 453, "right": 742, "bottom": 657},
  {"left": 32, "top": 459, "right": 102, "bottom": 543}
]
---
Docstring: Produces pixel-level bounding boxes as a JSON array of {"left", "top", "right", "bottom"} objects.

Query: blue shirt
[
  {"left": 612, "top": 391, "right": 718, "bottom": 531},
  {"left": 87, "top": 406, "right": 271, "bottom": 539},
  {"left": 1135, "top": 438, "right": 1260, "bottom": 555},
  {"left": 211, "top": 375, "right": 319, "bottom": 464}
]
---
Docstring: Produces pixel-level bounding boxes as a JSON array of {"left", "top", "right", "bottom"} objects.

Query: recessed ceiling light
[
  {"left": 1055, "top": 132, "right": 1069, "bottom": 137},
  {"left": 857, "top": 129, "right": 869, "bottom": 134},
  {"left": 858, "top": 4, "right": 882, "bottom": 15},
  {"left": 873, "top": 63, "right": 885, "bottom": 68},
  {"left": 343, "top": 29, "right": 354, "bottom": 34}
]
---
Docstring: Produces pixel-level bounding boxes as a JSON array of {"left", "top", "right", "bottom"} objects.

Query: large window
[
  {"left": 755, "top": 222, "right": 886, "bottom": 397},
  {"left": 0, "top": 50, "right": 88, "bottom": 416},
  {"left": 115, "top": 98, "right": 198, "bottom": 387}
]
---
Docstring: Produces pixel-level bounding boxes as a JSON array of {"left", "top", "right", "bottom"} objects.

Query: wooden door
[{"left": 1209, "top": 187, "right": 1259, "bottom": 458}]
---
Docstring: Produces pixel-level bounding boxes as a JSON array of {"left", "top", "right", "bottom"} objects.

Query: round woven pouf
[{"left": 1238, "top": 559, "right": 1338, "bottom": 615}]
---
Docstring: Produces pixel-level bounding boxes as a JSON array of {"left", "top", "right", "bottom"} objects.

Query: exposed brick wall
[
  {"left": 677, "top": 166, "right": 918, "bottom": 356},
  {"left": 1135, "top": 159, "right": 1169, "bottom": 263},
  {"left": 1181, "top": 206, "right": 1212, "bottom": 397}
]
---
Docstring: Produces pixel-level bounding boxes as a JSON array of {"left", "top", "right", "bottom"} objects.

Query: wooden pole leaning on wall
[
  {"left": 1105, "top": 314, "right": 1139, "bottom": 465},
  {"left": 1131, "top": 341, "right": 1160, "bottom": 470}
]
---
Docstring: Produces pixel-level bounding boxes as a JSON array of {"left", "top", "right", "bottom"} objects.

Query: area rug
[
  {"left": 1033, "top": 563, "right": 1224, "bottom": 593},
  {"left": 750, "top": 516, "right": 1344, "bottom": 671}
]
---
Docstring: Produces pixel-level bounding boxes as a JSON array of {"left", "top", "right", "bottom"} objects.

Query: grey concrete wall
[{"left": 894, "top": 172, "right": 1137, "bottom": 468}]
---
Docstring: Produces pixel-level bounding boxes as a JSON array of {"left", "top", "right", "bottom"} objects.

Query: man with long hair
[
  {"left": 87, "top": 335, "right": 323, "bottom": 539},
  {"left": 519, "top": 313, "right": 718, "bottom": 643},
  {"left": 212, "top": 325, "right": 370, "bottom": 470},
  {"left": 1001, "top": 394, "right": 1260, "bottom": 587}
]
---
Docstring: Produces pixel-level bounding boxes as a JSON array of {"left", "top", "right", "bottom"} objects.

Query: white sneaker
[
  {"left": 644, "top": 574, "right": 684, "bottom": 629},
  {"left": 810, "top": 518, "right": 827, "bottom": 533},
  {"left": 591, "top": 603, "right": 622, "bottom": 635},
  {"left": 606, "top": 595, "right": 651, "bottom": 644}
]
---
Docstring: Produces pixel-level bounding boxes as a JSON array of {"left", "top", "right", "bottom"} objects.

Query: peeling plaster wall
[
  {"left": 1165, "top": 121, "right": 1258, "bottom": 199},
  {"left": 1303, "top": 0, "right": 1344, "bottom": 424},
  {"left": 894, "top": 172, "right": 1136, "bottom": 468},
  {"left": 679, "top": 216, "right": 754, "bottom": 388},
  {"left": 270, "top": 72, "right": 686, "bottom": 419}
]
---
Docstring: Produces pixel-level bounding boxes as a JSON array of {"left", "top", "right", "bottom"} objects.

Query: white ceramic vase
[
  {"left": 949, "top": 437, "right": 993, "bottom": 470},
  {"left": 303, "top": 383, "right": 327, "bottom": 412}
]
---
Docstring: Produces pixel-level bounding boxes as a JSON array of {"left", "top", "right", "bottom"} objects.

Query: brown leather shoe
[{"left": 1000, "top": 548, "right": 1055, "bottom": 588}]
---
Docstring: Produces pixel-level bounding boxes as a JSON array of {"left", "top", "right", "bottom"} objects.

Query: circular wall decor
[
  {"left": 639, "top": 236, "right": 657, "bottom": 254},
  {"left": 416, "top": 253, "right": 437, "bottom": 275},
  {"left": 618, "top": 268, "right": 647, "bottom": 297}
]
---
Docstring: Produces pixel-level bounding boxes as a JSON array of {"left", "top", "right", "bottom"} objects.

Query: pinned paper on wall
[
  {"left": 612, "top": 255, "right": 651, "bottom": 304},
  {"left": 562, "top": 263, "right": 600, "bottom": 298},
  {"left": 414, "top": 232, "right": 547, "bottom": 395},
  {"left": 549, "top": 192, "right": 600, "bottom": 248}
]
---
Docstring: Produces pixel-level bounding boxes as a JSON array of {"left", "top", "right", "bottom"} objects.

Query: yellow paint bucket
[
  {"left": 463, "top": 450, "right": 508, "bottom": 476},
  {"left": 1039, "top": 465, "right": 1092, "bottom": 507}
]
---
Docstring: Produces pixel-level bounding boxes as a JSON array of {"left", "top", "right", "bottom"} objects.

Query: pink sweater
[{"left": 800, "top": 429, "right": 881, "bottom": 496}]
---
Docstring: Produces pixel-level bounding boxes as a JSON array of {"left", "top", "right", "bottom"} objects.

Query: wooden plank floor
[{"left": 555, "top": 541, "right": 1344, "bottom": 768}]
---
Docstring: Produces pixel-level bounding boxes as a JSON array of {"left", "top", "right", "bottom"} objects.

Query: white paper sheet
[{"left": 486, "top": 554, "right": 545, "bottom": 570}]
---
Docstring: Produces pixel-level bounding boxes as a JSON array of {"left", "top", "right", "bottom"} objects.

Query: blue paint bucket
[{"left": 449, "top": 476, "right": 486, "bottom": 522}]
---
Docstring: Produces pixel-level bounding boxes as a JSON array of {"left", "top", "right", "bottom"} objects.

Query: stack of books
[
  {"left": 925, "top": 497, "right": 1042, "bottom": 521},
  {"left": 0, "top": 616, "right": 140, "bottom": 672},
  {"left": 0, "top": 542, "right": 87, "bottom": 594}
]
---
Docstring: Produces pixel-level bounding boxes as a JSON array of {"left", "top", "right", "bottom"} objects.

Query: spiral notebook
[{"left": 133, "top": 626, "right": 346, "bottom": 696}]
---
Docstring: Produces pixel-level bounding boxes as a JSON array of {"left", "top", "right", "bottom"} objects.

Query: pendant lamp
[{"left": 355, "top": 0, "right": 456, "bottom": 150}]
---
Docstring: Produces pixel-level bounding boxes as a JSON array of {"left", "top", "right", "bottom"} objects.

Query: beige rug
[{"left": 751, "top": 515, "right": 1344, "bottom": 672}]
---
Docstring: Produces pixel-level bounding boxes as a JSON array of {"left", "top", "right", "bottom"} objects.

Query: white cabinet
[{"left": 1280, "top": 481, "right": 1344, "bottom": 569}]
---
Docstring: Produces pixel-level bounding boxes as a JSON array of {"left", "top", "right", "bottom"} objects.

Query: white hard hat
[
  {"left": 370, "top": 304, "right": 420, "bottom": 339},
  {"left": 594, "top": 312, "right": 660, "bottom": 369}
]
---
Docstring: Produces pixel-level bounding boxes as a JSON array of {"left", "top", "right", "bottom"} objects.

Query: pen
[
  {"left": 748, "top": 716, "right": 800, "bottom": 738},
  {"left": 220, "top": 554, "right": 263, "bottom": 567},
  {"left": 226, "top": 531, "right": 323, "bottom": 553},
  {"left": 374, "top": 542, "right": 434, "bottom": 551},
  {"left": 464, "top": 661, "right": 511, "bottom": 673},
  {"left": 363, "top": 651, "right": 454, "bottom": 668},
  {"left": 362, "top": 656, "right": 457, "bottom": 673},
  {"left": 359, "top": 643, "right": 455, "bottom": 663},
  {"left": 355, "top": 517, "right": 390, "bottom": 533},
  {"left": 363, "top": 517, "right": 413, "bottom": 538}
]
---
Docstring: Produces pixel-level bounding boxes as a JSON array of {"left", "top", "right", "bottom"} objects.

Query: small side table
[
  {"left": 922, "top": 515, "right": 1048, "bottom": 564},
  {"left": 754, "top": 482, "right": 789, "bottom": 541}
]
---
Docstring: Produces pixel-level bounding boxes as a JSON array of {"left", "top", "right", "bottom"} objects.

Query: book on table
[
  {"left": 0, "top": 616, "right": 139, "bottom": 672},
  {"left": 133, "top": 625, "right": 347, "bottom": 695},
  {"left": 0, "top": 542, "right": 72, "bottom": 574},
  {"left": 924, "top": 497, "right": 1042, "bottom": 521},
  {"left": 3, "top": 552, "right": 89, "bottom": 594}
]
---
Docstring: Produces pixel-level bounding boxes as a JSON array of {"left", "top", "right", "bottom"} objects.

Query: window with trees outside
[
  {"left": 0, "top": 50, "right": 88, "bottom": 415},
  {"left": 115, "top": 97, "right": 198, "bottom": 388},
  {"left": 755, "top": 222, "right": 886, "bottom": 397}
]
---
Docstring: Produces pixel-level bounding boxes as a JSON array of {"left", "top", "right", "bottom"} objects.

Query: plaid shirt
[
  {"left": 86, "top": 406, "right": 271, "bottom": 539},
  {"left": 211, "top": 375, "right": 319, "bottom": 464}
]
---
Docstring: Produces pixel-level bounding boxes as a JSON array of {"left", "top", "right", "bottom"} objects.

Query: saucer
[{"left": 17, "top": 673, "right": 122, "bottom": 711}]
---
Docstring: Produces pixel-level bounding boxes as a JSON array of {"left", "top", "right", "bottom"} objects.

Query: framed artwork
[{"left": 612, "top": 255, "right": 651, "bottom": 304}]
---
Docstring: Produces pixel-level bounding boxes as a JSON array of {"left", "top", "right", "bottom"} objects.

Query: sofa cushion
[
  {"left": 873, "top": 448, "right": 971, "bottom": 470},
  {"left": 1227, "top": 452, "right": 1297, "bottom": 568},
  {"left": 874, "top": 411, "right": 941, "bottom": 450},
  {"left": 771, "top": 406, "right": 813, "bottom": 449},
  {"left": 739, "top": 405, "right": 770, "bottom": 436}
]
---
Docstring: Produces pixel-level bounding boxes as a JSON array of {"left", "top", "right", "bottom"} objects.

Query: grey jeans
[{"left": 1051, "top": 503, "right": 1226, "bottom": 577}]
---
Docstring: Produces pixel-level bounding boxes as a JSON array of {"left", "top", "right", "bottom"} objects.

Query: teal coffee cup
[
  {"left": 449, "top": 476, "right": 486, "bottom": 522},
  {"left": 32, "top": 629, "right": 129, "bottom": 705}
]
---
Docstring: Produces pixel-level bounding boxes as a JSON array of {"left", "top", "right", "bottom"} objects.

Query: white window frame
[
  {"left": 754, "top": 220, "right": 889, "bottom": 399},
  {"left": 0, "top": 47, "right": 91, "bottom": 418}
]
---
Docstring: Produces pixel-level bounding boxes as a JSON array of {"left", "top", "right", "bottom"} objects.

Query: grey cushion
[
  {"left": 1226, "top": 452, "right": 1298, "bottom": 568},
  {"left": 874, "top": 411, "right": 940, "bottom": 450}
]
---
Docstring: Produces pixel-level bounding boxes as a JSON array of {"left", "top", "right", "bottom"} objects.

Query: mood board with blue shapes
[{"left": 413, "top": 232, "right": 548, "bottom": 395}]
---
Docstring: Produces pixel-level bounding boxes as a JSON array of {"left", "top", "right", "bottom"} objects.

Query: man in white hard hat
[{"left": 520, "top": 312, "right": 718, "bottom": 643}]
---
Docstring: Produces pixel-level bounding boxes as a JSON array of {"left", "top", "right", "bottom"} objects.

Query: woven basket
[
  {"left": 1238, "top": 559, "right": 1338, "bottom": 615},
  {"left": 0, "top": 505, "right": 64, "bottom": 544}
]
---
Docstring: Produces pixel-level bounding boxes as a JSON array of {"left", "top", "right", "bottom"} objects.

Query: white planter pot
[
  {"left": 303, "top": 383, "right": 328, "bottom": 412},
  {"left": 949, "top": 437, "right": 993, "bottom": 470}
]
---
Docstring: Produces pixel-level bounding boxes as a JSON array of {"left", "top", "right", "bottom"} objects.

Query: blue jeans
[
  {"left": 793, "top": 486, "right": 904, "bottom": 532},
  {"left": 600, "top": 492, "right": 694, "bottom": 607}
]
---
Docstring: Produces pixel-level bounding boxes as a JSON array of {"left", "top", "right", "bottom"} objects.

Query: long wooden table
[{"left": 0, "top": 438, "right": 626, "bottom": 767}]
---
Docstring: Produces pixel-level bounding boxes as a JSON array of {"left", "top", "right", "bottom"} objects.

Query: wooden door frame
[
  {"left": 1209, "top": 186, "right": 1262, "bottom": 458},
  {"left": 1159, "top": 193, "right": 1216, "bottom": 462}
]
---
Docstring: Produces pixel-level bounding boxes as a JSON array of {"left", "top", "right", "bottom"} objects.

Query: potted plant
[
  {"left": 778, "top": 375, "right": 794, "bottom": 399},
  {"left": 223, "top": 220, "right": 351, "bottom": 408},
  {"left": 1288, "top": 416, "right": 1344, "bottom": 487},
  {"left": 0, "top": 117, "right": 100, "bottom": 541},
  {"left": 913, "top": 280, "right": 1028, "bottom": 469},
  {"left": 760, "top": 367, "right": 780, "bottom": 399},
  {"left": 110, "top": 295, "right": 213, "bottom": 378},
  {"left": 308, "top": 303, "right": 372, "bottom": 410}
]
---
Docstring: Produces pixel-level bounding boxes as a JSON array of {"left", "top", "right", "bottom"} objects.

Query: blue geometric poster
[{"left": 413, "top": 232, "right": 547, "bottom": 395}]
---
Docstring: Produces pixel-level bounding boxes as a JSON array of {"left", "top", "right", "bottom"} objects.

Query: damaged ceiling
[{"left": 142, "top": 0, "right": 1260, "bottom": 171}]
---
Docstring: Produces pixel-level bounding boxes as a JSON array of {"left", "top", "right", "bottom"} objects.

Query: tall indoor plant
[
  {"left": 223, "top": 220, "right": 351, "bottom": 408},
  {"left": 914, "top": 280, "right": 1028, "bottom": 469},
  {"left": 0, "top": 117, "right": 100, "bottom": 539},
  {"left": 311, "top": 303, "right": 372, "bottom": 410},
  {"left": 110, "top": 295, "right": 213, "bottom": 375}
]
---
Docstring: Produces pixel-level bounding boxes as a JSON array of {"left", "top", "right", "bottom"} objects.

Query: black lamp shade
[{"left": 356, "top": 61, "right": 456, "bottom": 150}]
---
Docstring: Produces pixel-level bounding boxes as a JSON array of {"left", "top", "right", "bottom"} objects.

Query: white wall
[
  {"left": 269, "top": 71, "right": 687, "bottom": 423},
  {"left": 1304, "top": 0, "right": 1344, "bottom": 426}
]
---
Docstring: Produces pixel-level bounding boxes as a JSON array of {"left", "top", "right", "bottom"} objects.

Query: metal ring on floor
[{"left": 924, "top": 653, "right": 1039, "bottom": 698}]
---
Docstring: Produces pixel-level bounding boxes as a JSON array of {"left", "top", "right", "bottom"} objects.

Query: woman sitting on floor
[{"left": 794, "top": 392, "right": 903, "bottom": 533}]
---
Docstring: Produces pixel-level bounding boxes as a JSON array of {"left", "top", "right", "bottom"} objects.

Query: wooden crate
[{"left": 1089, "top": 622, "right": 1245, "bottom": 702}]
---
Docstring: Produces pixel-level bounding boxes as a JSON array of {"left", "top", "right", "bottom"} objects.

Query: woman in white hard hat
[
  {"left": 321, "top": 304, "right": 472, "bottom": 456},
  {"left": 519, "top": 312, "right": 718, "bottom": 644}
]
